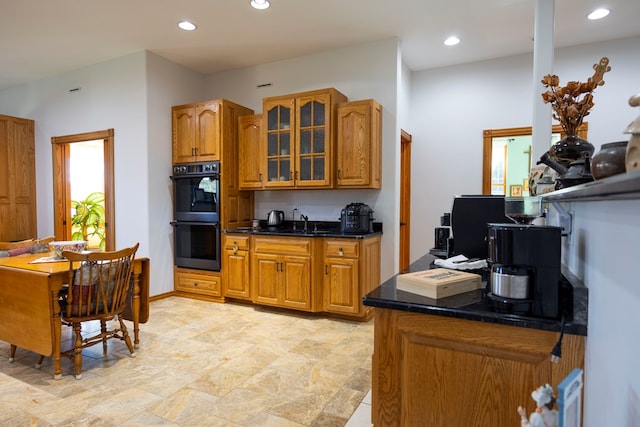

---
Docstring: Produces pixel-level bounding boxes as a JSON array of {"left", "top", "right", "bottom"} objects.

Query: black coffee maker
[{"left": 487, "top": 223, "right": 562, "bottom": 319}]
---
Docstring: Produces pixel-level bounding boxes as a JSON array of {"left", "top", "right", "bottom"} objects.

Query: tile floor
[{"left": 0, "top": 296, "right": 374, "bottom": 426}]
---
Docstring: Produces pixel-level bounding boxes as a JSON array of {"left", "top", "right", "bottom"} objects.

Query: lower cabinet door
[
  {"left": 324, "top": 257, "right": 360, "bottom": 314},
  {"left": 223, "top": 248, "right": 250, "bottom": 299},
  {"left": 281, "top": 255, "right": 311, "bottom": 310},
  {"left": 252, "top": 253, "right": 279, "bottom": 305}
]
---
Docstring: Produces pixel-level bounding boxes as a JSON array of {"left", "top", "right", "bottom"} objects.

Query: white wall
[
  {"left": 0, "top": 51, "right": 207, "bottom": 296},
  {"left": 145, "top": 52, "right": 206, "bottom": 294},
  {"left": 548, "top": 199, "right": 640, "bottom": 427},
  {"left": 0, "top": 52, "right": 150, "bottom": 256},
  {"left": 203, "top": 38, "right": 401, "bottom": 280},
  {"left": 409, "top": 36, "right": 640, "bottom": 263}
]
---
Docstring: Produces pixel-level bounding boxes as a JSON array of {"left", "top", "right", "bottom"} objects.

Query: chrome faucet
[{"left": 300, "top": 214, "right": 309, "bottom": 232}]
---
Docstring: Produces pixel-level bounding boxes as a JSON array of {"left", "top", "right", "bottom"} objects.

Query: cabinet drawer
[
  {"left": 252, "top": 236, "right": 311, "bottom": 256},
  {"left": 324, "top": 240, "right": 360, "bottom": 258},
  {"left": 224, "top": 234, "right": 250, "bottom": 250},
  {"left": 175, "top": 271, "right": 222, "bottom": 296}
]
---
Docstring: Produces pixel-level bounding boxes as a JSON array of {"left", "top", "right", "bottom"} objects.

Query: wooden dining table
[{"left": 0, "top": 252, "right": 149, "bottom": 379}]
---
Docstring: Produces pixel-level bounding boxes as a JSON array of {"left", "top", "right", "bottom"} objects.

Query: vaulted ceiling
[{"left": 1, "top": 0, "right": 639, "bottom": 91}]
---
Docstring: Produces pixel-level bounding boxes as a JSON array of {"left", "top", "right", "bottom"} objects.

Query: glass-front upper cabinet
[
  {"left": 296, "top": 94, "right": 330, "bottom": 187},
  {"left": 262, "top": 88, "right": 347, "bottom": 189},
  {"left": 264, "top": 98, "right": 295, "bottom": 188}
]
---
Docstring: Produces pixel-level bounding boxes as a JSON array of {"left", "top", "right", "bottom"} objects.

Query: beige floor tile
[{"left": 0, "top": 296, "right": 373, "bottom": 426}]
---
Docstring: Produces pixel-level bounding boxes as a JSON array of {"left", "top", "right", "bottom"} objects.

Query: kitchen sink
[{"left": 279, "top": 229, "right": 334, "bottom": 235}]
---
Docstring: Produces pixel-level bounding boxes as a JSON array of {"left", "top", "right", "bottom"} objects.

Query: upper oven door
[{"left": 172, "top": 171, "right": 220, "bottom": 222}]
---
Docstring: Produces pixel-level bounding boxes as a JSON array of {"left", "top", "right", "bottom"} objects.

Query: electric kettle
[{"left": 267, "top": 210, "right": 284, "bottom": 226}]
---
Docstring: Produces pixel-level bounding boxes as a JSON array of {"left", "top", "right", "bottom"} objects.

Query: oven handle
[
  {"left": 170, "top": 173, "right": 220, "bottom": 180},
  {"left": 170, "top": 221, "right": 220, "bottom": 227}
]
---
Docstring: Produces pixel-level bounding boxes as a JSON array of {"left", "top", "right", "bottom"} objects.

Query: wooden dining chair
[
  {"left": 57, "top": 242, "right": 139, "bottom": 379},
  {"left": 0, "top": 235, "right": 54, "bottom": 253}
]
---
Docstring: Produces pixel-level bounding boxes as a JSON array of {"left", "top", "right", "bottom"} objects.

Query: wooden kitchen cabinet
[
  {"left": 262, "top": 88, "right": 347, "bottom": 189},
  {"left": 251, "top": 236, "right": 322, "bottom": 311},
  {"left": 174, "top": 267, "right": 223, "bottom": 300},
  {"left": 372, "top": 309, "right": 584, "bottom": 426},
  {"left": 222, "top": 233, "right": 251, "bottom": 299},
  {"left": 172, "top": 101, "right": 222, "bottom": 164},
  {"left": 172, "top": 99, "right": 254, "bottom": 299},
  {"left": 238, "top": 114, "right": 264, "bottom": 189},
  {"left": 0, "top": 114, "right": 36, "bottom": 241},
  {"left": 323, "top": 235, "right": 380, "bottom": 319},
  {"left": 336, "top": 99, "right": 382, "bottom": 189}
]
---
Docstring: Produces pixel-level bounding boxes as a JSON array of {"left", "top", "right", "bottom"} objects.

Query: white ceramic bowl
[{"left": 49, "top": 240, "right": 87, "bottom": 259}]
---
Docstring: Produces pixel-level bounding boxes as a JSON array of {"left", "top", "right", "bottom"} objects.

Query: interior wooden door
[{"left": 399, "top": 130, "right": 412, "bottom": 271}]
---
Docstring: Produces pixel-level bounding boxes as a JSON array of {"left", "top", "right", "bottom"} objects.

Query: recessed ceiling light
[
  {"left": 251, "top": 0, "right": 270, "bottom": 10},
  {"left": 178, "top": 20, "right": 197, "bottom": 31},
  {"left": 444, "top": 36, "right": 460, "bottom": 46},
  {"left": 587, "top": 8, "right": 610, "bottom": 20}
]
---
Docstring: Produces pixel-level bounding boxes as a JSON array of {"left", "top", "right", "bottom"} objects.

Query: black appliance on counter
[
  {"left": 487, "top": 223, "right": 562, "bottom": 319},
  {"left": 450, "top": 195, "right": 510, "bottom": 259},
  {"left": 171, "top": 161, "right": 221, "bottom": 271},
  {"left": 340, "top": 203, "right": 373, "bottom": 234}
]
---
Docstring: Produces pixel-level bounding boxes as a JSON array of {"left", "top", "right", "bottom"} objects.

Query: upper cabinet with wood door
[
  {"left": 172, "top": 101, "right": 222, "bottom": 164},
  {"left": 238, "top": 114, "right": 265, "bottom": 189},
  {"left": 262, "top": 88, "right": 347, "bottom": 189},
  {"left": 0, "top": 114, "right": 36, "bottom": 241},
  {"left": 336, "top": 99, "right": 382, "bottom": 189}
]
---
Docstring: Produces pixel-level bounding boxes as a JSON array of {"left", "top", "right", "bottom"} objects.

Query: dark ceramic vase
[
  {"left": 591, "top": 141, "right": 628, "bottom": 180},
  {"left": 549, "top": 135, "right": 595, "bottom": 168}
]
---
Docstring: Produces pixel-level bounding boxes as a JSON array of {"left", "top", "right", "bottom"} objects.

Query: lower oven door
[{"left": 171, "top": 221, "right": 221, "bottom": 271}]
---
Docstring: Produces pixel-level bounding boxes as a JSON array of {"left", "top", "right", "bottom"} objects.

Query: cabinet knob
[
  {"left": 233, "top": 243, "right": 238, "bottom": 255},
  {"left": 339, "top": 248, "right": 344, "bottom": 256},
  {"left": 338, "top": 169, "right": 342, "bottom": 179},
  {"left": 259, "top": 173, "right": 263, "bottom": 182}
]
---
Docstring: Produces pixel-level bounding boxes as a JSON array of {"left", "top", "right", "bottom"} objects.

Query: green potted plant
[{"left": 71, "top": 191, "right": 106, "bottom": 250}]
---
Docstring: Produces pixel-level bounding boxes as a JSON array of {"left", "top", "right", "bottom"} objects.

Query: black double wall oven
[{"left": 171, "top": 162, "right": 221, "bottom": 271}]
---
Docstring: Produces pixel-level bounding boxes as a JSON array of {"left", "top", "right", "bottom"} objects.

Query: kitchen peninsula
[{"left": 363, "top": 252, "right": 586, "bottom": 426}]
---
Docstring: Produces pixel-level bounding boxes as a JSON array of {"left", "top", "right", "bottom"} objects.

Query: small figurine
[
  {"left": 588, "top": 56, "right": 611, "bottom": 86},
  {"left": 517, "top": 384, "right": 558, "bottom": 427},
  {"left": 625, "top": 93, "right": 640, "bottom": 172}
]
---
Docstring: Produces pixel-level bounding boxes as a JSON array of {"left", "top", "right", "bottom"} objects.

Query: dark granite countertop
[
  {"left": 224, "top": 220, "right": 383, "bottom": 239},
  {"left": 363, "top": 253, "right": 588, "bottom": 336}
]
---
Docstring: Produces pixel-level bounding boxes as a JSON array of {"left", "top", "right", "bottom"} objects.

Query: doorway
[
  {"left": 399, "top": 129, "right": 412, "bottom": 271},
  {"left": 51, "top": 129, "right": 115, "bottom": 251},
  {"left": 481, "top": 123, "right": 588, "bottom": 195}
]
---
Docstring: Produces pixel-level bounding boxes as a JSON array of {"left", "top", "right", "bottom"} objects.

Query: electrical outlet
[{"left": 559, "top": 210, "right": 574, "bottom": 245}]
